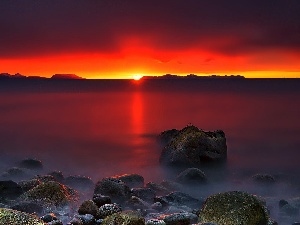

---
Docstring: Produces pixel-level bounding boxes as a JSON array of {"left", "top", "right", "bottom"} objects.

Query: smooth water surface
[{"left": 0, "top": 79, "right": 299, "bottom": 184}]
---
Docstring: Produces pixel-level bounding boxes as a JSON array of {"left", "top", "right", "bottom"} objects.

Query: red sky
[{"left": 1, "top": 1, "right": 300, "bottom": 79}]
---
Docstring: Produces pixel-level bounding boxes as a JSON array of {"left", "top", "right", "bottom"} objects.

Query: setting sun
[{"left": 133, "top": 74, "right": 143, "bottom": 81}]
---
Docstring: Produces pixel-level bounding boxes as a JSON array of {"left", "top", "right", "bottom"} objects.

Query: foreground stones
[
  {"left": 20, "top": 181, "right": 79, "bottom": 207},
  {"left": 0, "top": 208, "right": 45, "bottom": 225},
  {"left": 0, "top": 156, "right": 285, "bottom": 225},
  {"left": 198, "top": 191, "right": 272, "bottom": 225},
  {"left": 159, "top": 125, "right": 227, "bottom": 167}
]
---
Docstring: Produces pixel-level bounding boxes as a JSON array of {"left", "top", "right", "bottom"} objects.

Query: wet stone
[{"left": 92, "top": 194, "right": 111, "bottom": 207}]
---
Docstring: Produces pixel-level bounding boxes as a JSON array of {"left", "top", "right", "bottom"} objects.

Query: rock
[
  {"left": 41, "top": 213, "right": 58, "bottom": 223},
  {"left": 131, "top": 188, "right": 156, "bottom": 202},
  {"left": 127, "top": 196, "right": 151, "bottom": 210},
  {"left": 98, "top": 203, "right": 122, "bottom": 219},
  {"left": 175, "top": 168, "right": 207, "bottom": 185},
  {"left": 0, "top": 180, "right": 23, "bottom": 200},
  {"left": 151, "top": 202, "right": 163, "bottom": 211},
  {"left": 69, "top": 215, "right": 84, "bottom": 225},
  {"left": 64, "top": 175, "right": 94, "bottom": 192},
  {"left": 159, "top": 129, "right": 180, "bottom": 145},
  {"left": 48, "top": 171, "right": 64, "bottom": 183},
  {"left": 252, "top": 174, "right": 276, "bottom": 184},
  {"left": 198, "top": 191, "right": 272, "bottom": 225},
  {"left": 146, "top": 182, "right": 169, "bottom": 196},
  {"left": 48, "top": 220, "right": 63, "bottom": 225},
  {"left": 11, "top": 201, "right": 44, "bottom": 215},
  {"left": 2, "top": 167, "right": 30, "bottom": 180},
  {"left": 0, "top": 208, "right": 45, "bottom": 225},
  {"left": 0, "top": 180, "right": 23, "bottom": 202},
  {"left": 78, "top": 200, "right": 99, "bottom": 218},
  {"left": 92, "top": 194, "right": 111, "bottom": 207},
  {"left": 18, "top": 158, "right": 43, "bottom": 171},
  {"left": 77, "top": 214, "right": 95, "bottom": 225},
  {"left": 114, "top": 174, "right": 144, "bottom": 188},
  {"left": 94, "top": 178, "right": 131, "bottom": 204},
  {"left": 34, "top": 175, "right": 57, "bottom": 183},
  {"left": 20, "top": 181, "right": 79, "bottom": 207},
  {"left": 18, "top": 179, "right": 42, "bottom": 192},
  {"left": 102, "top": 210, "right": 145, "bottom": 225},
  {"left": 163, "top": 212, "right": 198, "bottom": 225},
  {"left": 154, "top": 192, "right": 202, "bottom": 209},
  {"left": 279, "top": 199, "right": 289, "bottom": 208},
  {"left": 159, "top": 125, "right": 227, "bottom": 167},
  {"left": 146, "top": 219, "right": 166, "bottom": 225}
]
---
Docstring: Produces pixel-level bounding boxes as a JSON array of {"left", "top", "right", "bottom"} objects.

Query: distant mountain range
[
  {"left": 0, "top": 73, "right": 246, "bottom": 80},
  {"left": 0, "top": 73, "right": 85, "bottom": 80},
  {"left": 141, "top": 74, "right": 245, "bottom": 80}
]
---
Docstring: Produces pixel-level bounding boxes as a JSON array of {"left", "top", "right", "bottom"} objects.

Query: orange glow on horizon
[{"left": 0, "top": 41, "right": 299, "bottom": 79}]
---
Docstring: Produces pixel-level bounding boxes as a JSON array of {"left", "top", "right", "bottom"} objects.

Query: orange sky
[
  {"left": 1, "top": 45, "right": 299, "bottom": 79},
  {"left": 1, "top": 1, "right": 300, "bottom": 79}
]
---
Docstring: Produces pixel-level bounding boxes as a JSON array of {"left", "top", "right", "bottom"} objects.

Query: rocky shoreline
[{"left": 1, "top": 126, "right": 300, "bottom": 225}]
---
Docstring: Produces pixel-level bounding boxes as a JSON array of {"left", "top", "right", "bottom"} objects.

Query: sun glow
[{"left": 133, "top": 74, "right": 143, "bottom": 80}]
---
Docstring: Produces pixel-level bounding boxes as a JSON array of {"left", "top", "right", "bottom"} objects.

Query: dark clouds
[{"left": 0, "top": 0, "right": 300, "bottom": 58}]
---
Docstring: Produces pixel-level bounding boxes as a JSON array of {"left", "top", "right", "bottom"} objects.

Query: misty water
[{"left": 0, "top": 78, "right": 300, "bottom": 223}]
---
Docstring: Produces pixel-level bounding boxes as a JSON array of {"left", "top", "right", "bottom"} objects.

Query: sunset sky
[{"left": 0, "top": 1, "right": 300, "bottom": 79}]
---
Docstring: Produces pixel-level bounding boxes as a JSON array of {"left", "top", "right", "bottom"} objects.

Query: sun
[{"left": 133, "top": 74, "right": 143, "bottom": 81}]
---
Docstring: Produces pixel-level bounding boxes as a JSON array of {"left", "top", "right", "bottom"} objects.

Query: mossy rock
[
  {"left": 159, "top": 125, "right": 227, "bottom": 167},
  {"left": 199, "top": 191, "right": 271, "bottom": 225},
  {"left": 0, "top": 208, "right": 45, "bottom": 225},
  {"left": 20, "top": 181, "right": 78, "bottom": 206},
  {"left": 102, "top": 210, "right": 145, "bottom": 225}
]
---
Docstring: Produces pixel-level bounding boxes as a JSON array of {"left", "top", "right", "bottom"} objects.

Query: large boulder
[
  {"left": 20, "top": 181, "right": 78, "bottom": 207},
  {"left": 159, "top": 125, "right": 227, "bottom": 167},
  {"left": 94, "top": 178, "right": 131, "bottom": 204},
  {"left": 198, "top": 191, "right": 273, "bottom": 225},
  {"left": 113, "top": 174, "right": 144, "bottom": 188},
  {"left": 0, "top": 208, "right": 45, "bottom": 225},
  {"left": 0, "top": 180, "right": 23, "bottom": 200},
  {"left": 78, "top": 200, "right": 99, "bottom": 218}
]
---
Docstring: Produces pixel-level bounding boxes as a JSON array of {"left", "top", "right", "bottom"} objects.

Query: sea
[{"left": 0, "top": 78, "right": 300, "bottom": 189}]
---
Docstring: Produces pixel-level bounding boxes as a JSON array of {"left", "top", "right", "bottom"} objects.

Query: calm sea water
[{"left": 0, "top": 79, "right": 299, "bottom": 184}]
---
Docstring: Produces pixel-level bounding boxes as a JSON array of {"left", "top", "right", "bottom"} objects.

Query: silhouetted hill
[
  {"left": 141, "top": 74, "right": 245, "bottom": 80},
  {"left": 51, "top": 74, "right": 85, "bottom": 79},
  {"left": 0, "top": 73, "right": 27, "bottom": 79}
]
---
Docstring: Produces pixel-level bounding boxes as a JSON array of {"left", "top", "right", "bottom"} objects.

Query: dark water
[{"left": 0, "top": 79, "right": 299, "bottom": 185}]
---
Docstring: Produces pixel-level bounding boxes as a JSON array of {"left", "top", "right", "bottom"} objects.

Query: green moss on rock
[
  {"left": 198, "top": 191, "right": 271, "bottom": 225},
  {"left": 20, "top": 181, "right": 78, "bottom": 206},
  {"left": 102, "top": 210, "right": 145, "bottom": 225},
  {"left": 0, "top": 208, "right": 45, "bottom": 225}
]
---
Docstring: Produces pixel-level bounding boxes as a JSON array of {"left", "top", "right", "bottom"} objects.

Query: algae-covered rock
[
  {"left": 114, "top": 174, "right": 144, "bottom": 188},
  {"left": 78, "top": 200, "right": 99, "bottom": 217},
  {"left": 159, "top": 125, "right": 227, "bottom": 167},
  {"left": 20, "top": 181, "right": 78, "bottom": 206},
  {"left": 98, "top": 203, "right": 122, "bottom": 219},
  {"left": 102, "top": 210, "right": 145, "bottom": 225},
  {"left": 163, "top": 212, "right": 198, "bottom": 225},
  {"left": 0, "top": 208, "right": 45, "bottom": 225},
  {"left": 198, "top": 191, "right": 271, "bottom": 225},
  {"left": 94, "top": 178, "right": 131, "bottom": 204}
]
